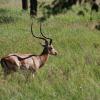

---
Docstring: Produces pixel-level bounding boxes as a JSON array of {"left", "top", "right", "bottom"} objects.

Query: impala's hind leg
[{"left": 4, "top": 67, "right": 11, "bottom": 79}]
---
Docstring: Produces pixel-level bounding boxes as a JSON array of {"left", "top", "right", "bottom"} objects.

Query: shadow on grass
[
  {"left": 38, "top": 0, "right": 77, "bottom": 22},
  {"left": 95, "top": 23, "right": 100, "bottom": 31},
  {"left": 0, "top": 16, "right": 16, "bottom": 24},
  {"left": 0, "top": 8, "right": 18, "bottom": 24},
  {"left": 0, "top": 8, "right": 8, "bottom": 14}
]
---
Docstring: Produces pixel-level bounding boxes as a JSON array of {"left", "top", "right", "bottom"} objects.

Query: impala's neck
[{"left": 39, "top": 48, "right": 49, "bottom": 68}]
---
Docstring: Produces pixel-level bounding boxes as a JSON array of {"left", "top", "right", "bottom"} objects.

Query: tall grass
[{"left": 0, "top": 0, "right": 100, "bottom": 100}]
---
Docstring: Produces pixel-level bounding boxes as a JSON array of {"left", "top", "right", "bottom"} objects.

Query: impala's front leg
[
  {"left": 32, "top": 73, "right": 35, "bottom": 78},
  {"left": 31, "top": 69, "right": 36, "bottom": 78}
]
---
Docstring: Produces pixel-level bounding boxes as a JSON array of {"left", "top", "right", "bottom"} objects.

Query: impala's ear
[
  {"left": 49, "top": 39, "right": 52, "bottom": 45},
  {"left": 40, "top": 42, "right": 45, "bottom": 47},
  {"left": 40, "top": 40, "right": 48, "bottom": 47}
]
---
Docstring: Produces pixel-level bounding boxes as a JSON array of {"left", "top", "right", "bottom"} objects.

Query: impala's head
[
  {"left": 31, "top": 22, "right": 58, "bottom": 56},
  {"left": 41, "top": 39, "right": 58, "bottom": 56}
]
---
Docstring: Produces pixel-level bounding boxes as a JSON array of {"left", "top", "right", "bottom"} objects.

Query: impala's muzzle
[{"left": 50, "top": 48, "right": 58, "bottom": 56}]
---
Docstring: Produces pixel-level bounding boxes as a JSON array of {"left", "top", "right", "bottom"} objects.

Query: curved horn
[
  {"left": 31, "top": 22, "right": 48, "bottom": 43},
  {"left": 40, "top": 23, "right": 52, "bottom": 44}
]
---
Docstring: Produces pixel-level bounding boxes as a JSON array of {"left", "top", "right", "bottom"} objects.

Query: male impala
[{"left": 0, "top": 23, "right": 58, "bottom": 78}]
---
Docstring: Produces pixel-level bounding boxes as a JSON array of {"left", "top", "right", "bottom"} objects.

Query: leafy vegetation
[{"left": 0, "top": 0, "right": 100, "bottom": 100}]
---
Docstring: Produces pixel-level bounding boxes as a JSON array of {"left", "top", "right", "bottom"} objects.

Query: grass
[{"left": 0, "top": 0, "right": 100, "bottom": 100}]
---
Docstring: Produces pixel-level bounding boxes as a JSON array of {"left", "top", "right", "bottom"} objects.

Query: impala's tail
[
  {"left": 0, "top": 58, "right": 5, "bottom": 68},
  {"left": 0, "top": 58, "right": 10, "bottom": 78},
  {"left": 0, "top": 58, "right": 2, "bottom": 67},
  {"left": 0, "top": 58, "right": 8, "bottom": 70}
]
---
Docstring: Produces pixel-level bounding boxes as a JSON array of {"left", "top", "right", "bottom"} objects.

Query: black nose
[{"left": 55, "top": 52, "right": 58, "bottom": 55}]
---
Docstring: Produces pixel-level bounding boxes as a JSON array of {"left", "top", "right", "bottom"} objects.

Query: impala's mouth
[{"left": 51, "top": 52, "right": 58, "bottom": 56}]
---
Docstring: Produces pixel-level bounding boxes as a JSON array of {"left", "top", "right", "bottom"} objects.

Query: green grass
[{"left": 0, "top": 0, "right": 100, "bottom": 100}]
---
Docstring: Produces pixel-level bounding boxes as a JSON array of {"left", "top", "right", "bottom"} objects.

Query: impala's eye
[{"left": 49, "top": 47, "right": 52, "bottom": 50}]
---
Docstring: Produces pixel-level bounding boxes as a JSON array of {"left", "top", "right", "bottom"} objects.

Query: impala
[{"left": 0, "top": 23, "right": 58, "bottom": 78}]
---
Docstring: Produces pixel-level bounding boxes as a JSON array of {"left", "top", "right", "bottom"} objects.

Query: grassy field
[{"left": 0, "top": 0, "right": 100, "bottom": 100}]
